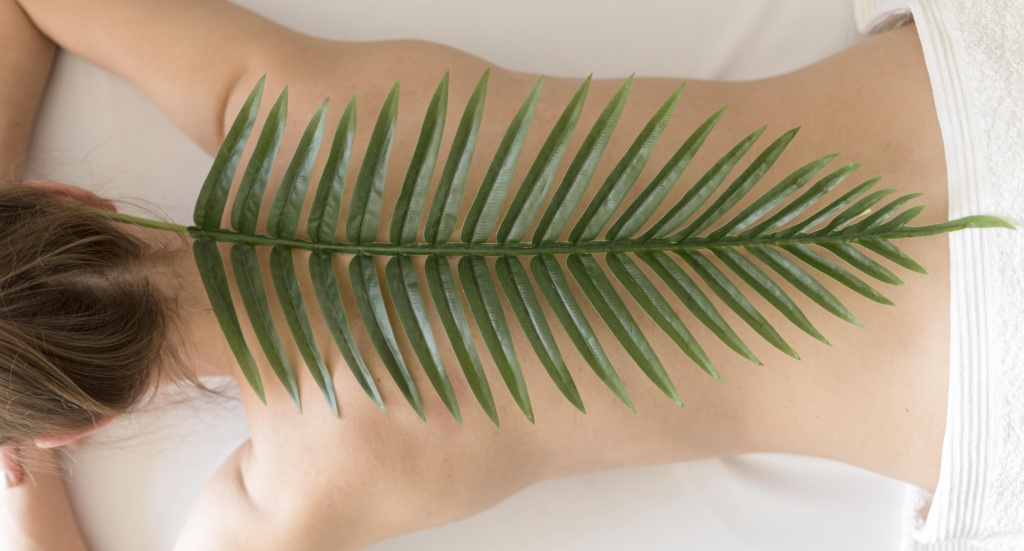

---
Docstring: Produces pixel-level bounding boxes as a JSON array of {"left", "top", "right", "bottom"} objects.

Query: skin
[{"left": 4, "top": 1, "right": 951, "bottom": 549}]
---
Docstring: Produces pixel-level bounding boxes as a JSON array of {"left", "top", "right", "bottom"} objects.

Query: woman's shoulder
[
  {"left": 172, "top": 438, "right": 368, "bottom": 550},
  {"left": 172, "top": 440, "right": 276, "bottom": 551}
]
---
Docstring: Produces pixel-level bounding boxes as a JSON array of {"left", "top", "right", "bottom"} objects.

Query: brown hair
[{"left": 0, "top": 184, "right": 203, "bottom": 454}]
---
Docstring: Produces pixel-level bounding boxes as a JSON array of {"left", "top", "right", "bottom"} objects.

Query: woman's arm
[
  {"left": 0, "top": 0, "right": 55, "bottom": 183},
  {"left": 1, "top": 447, "right": 89, "bottom": 551},
  {"left": 13, "top": 0, "right": 306, "bottom": 154}
]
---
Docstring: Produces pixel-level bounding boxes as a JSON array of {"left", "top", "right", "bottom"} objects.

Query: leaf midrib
[{"left": 178, "top": 225, "right": 954, "bottom": 256}]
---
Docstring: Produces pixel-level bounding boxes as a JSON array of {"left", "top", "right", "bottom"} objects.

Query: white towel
[{"left": 855, "top": 1, "right": 1024, "bottom": 549}]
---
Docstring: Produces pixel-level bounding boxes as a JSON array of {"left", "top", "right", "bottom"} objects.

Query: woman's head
[{"left": 0, "top": 182, "right": 187, "bottom": 452}]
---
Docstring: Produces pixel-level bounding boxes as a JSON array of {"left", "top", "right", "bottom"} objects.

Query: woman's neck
[{"left": 130, "top": 223, "right": 239, "bottom": 384}]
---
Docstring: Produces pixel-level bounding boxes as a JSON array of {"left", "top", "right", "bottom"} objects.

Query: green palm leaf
[
  {"left": 391, "top": 74, "right": 449, "bottom": 245},
  {"left": 426, "top": 70, "right": 489, "bottom": 245},
  {"left": 231, "top": 243, "right": 300, "bottom": 409},
  {"left": 350, "top": 253, "right": 424, "bottom": 419},
  {"left": 270, "top": 247, "right": 338, "bottom": 416},
  {"left": 606, "top": 252, "right": 719, "bottom": 381},
  {"left": 532, "top": 76, "right": 633, "bottom": 244},
  {"left": 532, "top": 255, "right": 634, "bottom": 411},
  {"left": 145, "top": 71, "right": 1016, "bottom": 420},
  {"left": 193, "top": 238, "right": 265, "bottom": 403},
  {"left": 386, "top": 255, "right": 461, "bottom": 423},
  {"left": 460, "top": 255, "right": 533, "bottom": 422},
  {"left": 567, "top": 254, "right": 681, "bottom": 406},
  {"left": 495, "top": 256, "right": 584, "bottom": 413},
  {"left": 425, "top": 255, "right": 499, "bottom": 424}
]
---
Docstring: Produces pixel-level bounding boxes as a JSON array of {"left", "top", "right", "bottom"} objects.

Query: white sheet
[{"left": 14, "top": 0, "right": 908, "bottom": 549}]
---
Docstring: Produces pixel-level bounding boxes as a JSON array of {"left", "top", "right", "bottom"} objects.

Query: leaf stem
[
  {"left": 89, "top": 200, "right": 1013, "bottom": 257},
  {"left": 174, "top": 220, "right": 1000, "bottom": 256}
]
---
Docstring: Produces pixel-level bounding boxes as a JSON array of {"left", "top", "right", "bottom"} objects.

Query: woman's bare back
[
  {"left": 154, "top": 20, "right": 951, "bottom": 550},
  {"left": 5, "top": 1, "right": 949, "bottom": 547}
]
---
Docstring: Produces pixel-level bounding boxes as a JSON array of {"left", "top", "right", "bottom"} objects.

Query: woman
[{"left": 1, "top": 0, "right": 1018, "bottom": 549}]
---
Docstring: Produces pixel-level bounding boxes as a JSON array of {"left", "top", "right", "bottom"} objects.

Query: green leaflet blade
[
  {"left": 874, "top": 205, "right": 926, "bottom": 234},
  {"left": 782, "top": 244, "right": 894, "bottom": 305},
  {"left": 193, "top": 238, "right": 265, "bottom": 403},
  {"left": 639, "top": 251, "right": 761, "bottom": 365},
  {"left": 608, "top": 106, "right": 725, "bottom": 240},
  {"left": 385, "top": 255, "right": 462, "bottom": 423},
  {"left": 532, "top": 75, "right": 634, "bottom": 244},
  {"left": 606, "top": 253, "right": 719, "bottom": 381},
  {"left": 859, "top": 238, "right": 927, "bottom": 274},
  {"left": 843, "top": 193, "right": 923, "bottom": 234},
  {"left": 349, "top": 254, "right": 424, "bottom": 419},
  {"left": 891, "top": 215, "right": 1017, "bottom": 235},
  {"left": 813, "top": 188, "right": 897, "bottom": 235},
  {"left": 711, "top": 248, "right": 829, "bottom": 345},
  {"left": 391, "top": 73, "right": 448, "bottom": 245},
  {"left": 230, "top": 244, "right": 300, "bottom": 409},
  {"left": 671, "top": 127, "right": 797, "bottom": 240},
  {"left": 567, "top": 254, "right": 682, "bottom": 406},
  {"left": 347, "top": 81, "right": 400, "bottom": 244},
  {"left": 459, "top": 256, "right": 534, "bottom": 422},
  {"left": 195, "top": 75, "right": 265, "bottom": 229},
  {"left": 570, "top": 83, "right": 684, "bottom": 243},
  {"left": 775, "top": 178, "right": 879, "bottom": 238},
  {"left": 495, "top": 256, "right": 585, "bottom": 412},
  {"left": 747, "top": 246, "right": 861, "bottom": 326},
  {"left": 269, "top": 99, "right": 328, "bottom": 239},
  {"left": 531, "top": 255, "right": 635, "bottom": 411},
  {"left": 231, "top": 87, "right": 289, "bottom": 235},
  {"left": 498, "top": 75, "right": 591, "bottom": 244},
  {"left": 425, "top": 255, "right": 499, "bottom": 425},
  {"left": 461, "top": 77, "right": 543, "bottom": 244},
  {"left": 818, "top": 242, "right": 903, "bottom": 285},
  {"left": 640, "top": 125, "right": 766, "bottom": 241},
  {"left": 740, "top": 162, "right": 860, "bottom": 238},
  {"left": 307, "top": 95, "right": 356, "bottom": 243},
  {"left": 678, "top": 250, "right": 798, "bottom": 359},
  {"left": 706, "top": 153, "right": 838, "bottom": 240},
  {"left": 269, "top": 247, "right": 339, "bottom": 417},
  {"left": 309, "top": 251, "right": 384, "bottom": 412},
  {"left": 425, "top": 70, "right": 489, "bottom": 245}
]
